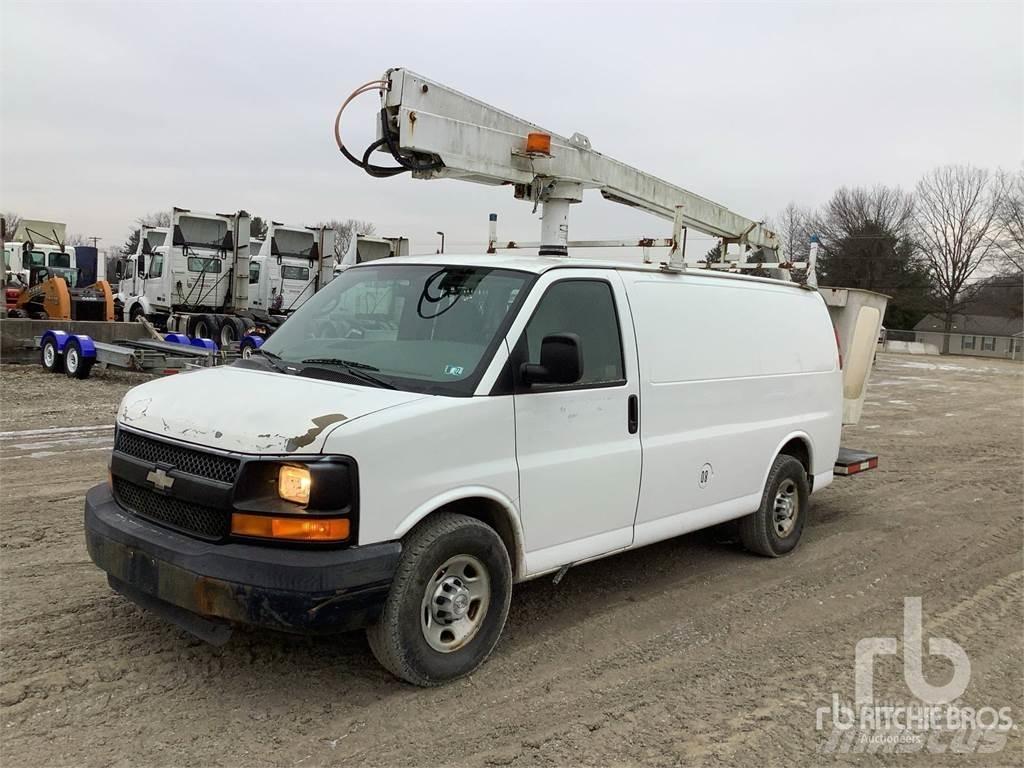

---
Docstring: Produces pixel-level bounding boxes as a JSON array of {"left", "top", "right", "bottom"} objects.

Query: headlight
[{"left": 278, "top": 465, "right": 311, "bottom": 505}]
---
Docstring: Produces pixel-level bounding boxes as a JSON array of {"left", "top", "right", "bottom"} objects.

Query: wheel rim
[
  {"left": 420, "top": 554, "right": 491, "bottom": 653},
  {"left": 773, "top": 478, "right": 799, "bottom": 537},
  {"left": 195, "top": 321, "right": 209, "bottom": 338},
  {"left": 66, "top": 348, "right": 79, "bottom": 373},
  {"left": 241, "top": 344, "right": 253, "bottom": 359},
  {"left": 43, "top": 344, "right": 55, "bottom": 367}
]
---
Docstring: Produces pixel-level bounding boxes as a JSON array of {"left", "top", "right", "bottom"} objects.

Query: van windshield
[{"left": 259, "top": 264, "right": 533, "bottom": 395}]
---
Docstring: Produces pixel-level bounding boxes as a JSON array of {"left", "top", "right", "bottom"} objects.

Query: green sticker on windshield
[{"left": 444, "top": 365, "right": 465, "bottom": 376}]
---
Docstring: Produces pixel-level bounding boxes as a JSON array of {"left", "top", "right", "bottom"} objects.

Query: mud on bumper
[{"left": 84, "top": 484, "right": 400, "bottom": 643}]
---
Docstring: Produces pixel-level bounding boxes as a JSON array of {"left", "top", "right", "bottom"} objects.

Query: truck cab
[
  {"left": 116, "top": 227, "right": 168, "bottom": 319},
  {"left": 118, "top": 211, "right": 236, "bottom": 323},
  {"left": 4, "top": 241, "right": 77, "bottom": 287},
  {"left": 264, "top": 222, "right": 335, "bottom": 313}
]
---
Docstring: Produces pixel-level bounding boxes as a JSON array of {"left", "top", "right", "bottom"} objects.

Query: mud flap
[{"left": 109, "top": 576, "right": 233, "bottom": 646}]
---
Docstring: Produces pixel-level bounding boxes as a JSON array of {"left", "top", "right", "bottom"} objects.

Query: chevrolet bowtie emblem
[{"left": 146, "top": 467, "right": 175, "bottom": 491}]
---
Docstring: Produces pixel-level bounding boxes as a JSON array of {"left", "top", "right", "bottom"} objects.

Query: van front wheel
[
  {"left": 739, "top": 454, "right": 809, "bottom": 557},
  {"left": 367, "top": 513, "right": 512, "bottom": 686}
]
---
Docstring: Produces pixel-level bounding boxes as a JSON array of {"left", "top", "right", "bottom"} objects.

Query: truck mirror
[
  {"left": 138, "top": 254, "right": 146, "bottom": 274},
  {"left": 141, "top": 238, "right": 153, "bottom": 256},
  {"left": 310, "top": 242, "right": 320, "bottom": 261},
  {"left": 115, "top": 261, "right": 124, "bottom": 280},
  {"left": 221, "top": 231, "right": 234, "bottom": 251},
  {"left": 520, "top": 333, "right": 582, "bottom": 386}
]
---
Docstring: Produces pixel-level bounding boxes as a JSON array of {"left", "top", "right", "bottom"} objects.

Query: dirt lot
[{"left": 1, "top": 354, "right": 1021, "bottom": 767}]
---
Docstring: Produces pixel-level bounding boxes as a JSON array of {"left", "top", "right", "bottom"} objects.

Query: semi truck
[{"left": 115, "top": 208, "right": 334, "bottom": 347}]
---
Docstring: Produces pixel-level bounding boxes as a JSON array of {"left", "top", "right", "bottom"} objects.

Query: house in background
[{"left": 914, "top": 313, "right": 1024, "bottom": 360}]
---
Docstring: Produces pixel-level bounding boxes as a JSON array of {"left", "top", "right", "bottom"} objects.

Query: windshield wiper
[
  {"left": 300, "top": 358, "right": 396, "bottom": 389},
  {"left": 254, "top": 348, "right": 291, "bottom": 374}
]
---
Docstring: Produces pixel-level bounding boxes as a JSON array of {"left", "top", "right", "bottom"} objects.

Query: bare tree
[
  {"left": 318, "top": 218, "right": 376, "bottom": 262},
  {"left": 813, "top": 186, "right": 915, "bottom": 254},
  {"left": 1, "top": 212, "right": 21, "bottom": 241},
  {"left": 914, "top": 165, "right": 1001, "bottom": 353},
  {"left": 772, "top": 202, "right": 813, "bottom": 264},
  {"left": 993, "top": 168, "right": 1024, "bottom": 273},
  {"left": 120, "top": 211, "right": 172, "bottom": 256}
]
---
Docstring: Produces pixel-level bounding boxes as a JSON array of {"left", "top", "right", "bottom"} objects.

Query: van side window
[
  {"left": 148, "top": 254, "right": 163, "bottom": 278},
  {"left": 522, "top": 279, "right": 625, "bottom": 387}
]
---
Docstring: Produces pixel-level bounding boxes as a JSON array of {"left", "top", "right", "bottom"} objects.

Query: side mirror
[
  {"left": 520, "top": 333, "right": 582, "bottom": 386},
  {"left": 115, "top": 261, "right": 124, "bottom": 280},
  {"left": 141, "top": 238, "right": 153, "bottom": 256},
  {"left": 138, "top": 254, "right": 146, "bottom": 275}
]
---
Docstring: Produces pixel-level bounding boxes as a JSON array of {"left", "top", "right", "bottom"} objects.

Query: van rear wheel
[
  {"left": 367, "top": 513, "right": 512, "bottom": 686},
  {"left": 739, "top": 454, "right": 809, "bottom": 557}
]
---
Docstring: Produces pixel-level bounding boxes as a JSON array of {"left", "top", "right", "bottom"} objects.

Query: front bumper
[{"left": 84, "top": 483, "right": 400, "bottom": 642}]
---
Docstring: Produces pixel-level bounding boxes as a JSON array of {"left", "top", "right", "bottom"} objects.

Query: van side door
[{"left": 508, "top": 270, "right": 642, "bottom": 575}]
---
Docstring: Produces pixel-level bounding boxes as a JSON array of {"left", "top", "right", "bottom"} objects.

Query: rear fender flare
[
  {"left": 762, "top": 431, "right": 815, "bottom": 488},
  {"left": 41, "top": 330, "right": 69, "bottom": 353},
  {"left": 73, "top": 335, "right": 97, "bottom": 358}
]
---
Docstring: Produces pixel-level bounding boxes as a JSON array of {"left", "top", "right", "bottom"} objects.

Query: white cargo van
[{"left": 85, "top": 255, "right": 842, "bottom": 685}]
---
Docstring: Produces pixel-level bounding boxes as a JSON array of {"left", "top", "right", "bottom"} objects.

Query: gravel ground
[{"left": 1, "top": 354, "right": 1021, "bottom": 767}]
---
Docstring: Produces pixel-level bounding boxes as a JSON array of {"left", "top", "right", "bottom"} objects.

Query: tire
[
  {"left": 239, "top": 338, "right": 259, "bottom": 359},
  {"left": 41, "top": 338, "right": 64, "bottom": 373},
  {"left": 219, "top": 316, "right": 246, "bottom": 347},
  {"left": 63, "top": 338, "right": 94, "bottom": 380},
  {"left": 367, "top": 513, "right": 513, "bottom": 687},
  {"left": 129, "top": 303, "right": 146, "bottom": 323},
  {"left": 187, "top": 313, "right": 222, "bottom": 341},
  {"left": 739, "top": 454, "right": 809, "bottom": 557}
]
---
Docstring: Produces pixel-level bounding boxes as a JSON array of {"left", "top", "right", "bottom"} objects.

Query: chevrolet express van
[{"left": 85, "top": 255, "right": 842, "bottom": 685}]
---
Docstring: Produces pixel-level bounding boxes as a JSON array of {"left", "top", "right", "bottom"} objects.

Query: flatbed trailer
[{"left": 37, "top": 329, "right": 232, "bottom": 380}]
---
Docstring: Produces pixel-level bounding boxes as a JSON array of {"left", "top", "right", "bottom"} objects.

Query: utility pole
[{"left": 89, "top": 236, "right": 104, "bottom": 281}]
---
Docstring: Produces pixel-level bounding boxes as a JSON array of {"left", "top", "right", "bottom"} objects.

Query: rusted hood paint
[{"left": 117, "top": 366, "right": 427, "bottom": 454}]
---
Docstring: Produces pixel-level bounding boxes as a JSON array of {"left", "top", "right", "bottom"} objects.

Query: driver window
[
  {"left": 148, "top": 254, "right": 164, "bottom": 278},
  {"left": 522, "top": 279, "right": 625, "bottom": 387},
  {"left": 125, "top": 262, "right": 135, "bottom": 280}
]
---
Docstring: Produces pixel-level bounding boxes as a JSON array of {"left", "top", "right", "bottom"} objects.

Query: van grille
[
  {"left": 115, "top": 429, "right": 239, "bottom": 484},
  {"left": 113, "top": 477, "right": 230, "bottom": 541}
]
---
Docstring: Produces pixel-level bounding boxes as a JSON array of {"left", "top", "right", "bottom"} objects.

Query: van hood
[{"left": 116, "top": 365, "right": 427, "bottom": 455}]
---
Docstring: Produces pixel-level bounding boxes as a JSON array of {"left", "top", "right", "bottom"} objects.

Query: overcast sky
[{"left": 1, "top": 1, "right": 1021, "bottom": 257}]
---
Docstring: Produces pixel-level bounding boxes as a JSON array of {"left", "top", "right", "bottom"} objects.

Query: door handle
[{"left": 627, "top": 394, "right": 639, "bottom": 434}]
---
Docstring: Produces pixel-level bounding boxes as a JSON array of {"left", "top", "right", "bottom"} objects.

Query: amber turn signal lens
[
  {"left": 231, "top": 513, "right": 350, "bottom": 542},
  {"left": 525, "top": 132, "right": 551, "bottom": 155}
]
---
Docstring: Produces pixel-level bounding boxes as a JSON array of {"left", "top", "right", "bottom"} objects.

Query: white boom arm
[{"left": 364, "top": 68, "right": 779, "bottom": 261}]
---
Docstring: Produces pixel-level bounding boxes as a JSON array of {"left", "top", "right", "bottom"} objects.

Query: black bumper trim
[{"left": 85, "top": 483, "right": 400, "bottom": 635}]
